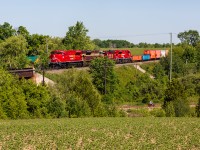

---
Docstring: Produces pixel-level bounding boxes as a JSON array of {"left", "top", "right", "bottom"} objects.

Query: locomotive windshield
[{"left": 51, "top": 51, "right": 63, "bottom": 54}]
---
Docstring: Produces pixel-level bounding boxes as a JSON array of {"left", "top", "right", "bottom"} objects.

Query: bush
[
  {"left": 150, "top": 109, "right": 166, "bottom": 117},
  {"left": 196, "top": 98, "right": 200, "bottom": 117},
  {"left": 105, "top": 105, "right": 120, "bottom": 117},
  {"left": 173, "top": 98, "right": 190, "bottom": 117},
  {"left": 47, "top": 94, "right": 66, "bottom": 118},
  {"left": 0, "top": 103, "right": 7, "bottom": 119},
  {"left": 163, "top": 102, "right": 175, "bottom": 117},
  {"left": 127, "top": 109, "right": 150, "bottom": 117},
  {"left": 66, "top": 95, "right": 91, "bottom": 118}
]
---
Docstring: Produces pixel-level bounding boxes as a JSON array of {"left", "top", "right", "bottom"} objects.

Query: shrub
[
  {"left": 47, "top": 93, "right": 66, "bottom": 118},
  {"left": 127, "top": 109, "right": 150, "bottom": 117},
  {"left": 163, "top": 102, "right": 175, "bottom": 117},
  {"left": 173, "top": 98, "right": 190, "bottom": 117},
  {"left": 150, "top": 108, "right": 166, "bottom": 117},
  {"left": 0, "top": 103, "right": 7, "bottom": 119},
  {"left": 196, "top": 98, "right": 200, "bottom": 117}
]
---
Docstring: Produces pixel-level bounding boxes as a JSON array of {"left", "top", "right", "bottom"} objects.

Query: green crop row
[{"left": 0, "top": 118, "right": 199, "bottom": 149}]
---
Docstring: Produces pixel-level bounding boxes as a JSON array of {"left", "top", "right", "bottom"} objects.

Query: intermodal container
[
  {"left": 144, "top": 50, "right": 156, "bottom": 59},
  {"left": 155, "top": 50, "right": 161, "bottom": 59},
  {"left": 142, "top": 54, "right": 150, "bottom": 61},
  {"left": 132, "top": 55, "right": 142, "bottom": 61},
  {"left": 161, "top": 50, "right": 169, "bottom": 57}
]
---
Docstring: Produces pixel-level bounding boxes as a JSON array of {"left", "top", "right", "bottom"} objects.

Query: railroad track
[{"left": 46, "top": 60, "right": 159, "bottom": 74}]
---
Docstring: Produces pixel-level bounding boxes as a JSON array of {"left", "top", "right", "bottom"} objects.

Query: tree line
[{"left": 0, "top": 21, "right": 200, "bottom": 118}]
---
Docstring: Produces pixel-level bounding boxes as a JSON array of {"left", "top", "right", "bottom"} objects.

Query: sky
[{"left": 1, "top": 0, "right": 200, "bottom": 44}]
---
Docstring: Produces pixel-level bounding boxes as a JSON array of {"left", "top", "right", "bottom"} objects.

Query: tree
[
  {"left": 0, "top": 69, "right": 28, "bottom": 119},
  {"left": 195, "top": 42, "right": 200, "bottom": 71},
  {"left": 27, "top": 34, "right": 48, "bottom": 55},
  {"left": 0, "top": 35, "right": 29, "bottom": 69},
  {"left": 20, "top": 79, "right": 50, "bottom": 118},
  {"left": 17, "top": 26, "right": 30, "bottom": 39},
  {"left": 163, "top": 79, "right": 190, "bottom": 117},
  {"left": 152, "top": 63, "right": 166, "bottom": 79},
  {"left": 62, "top": 21, "right": 95, "bottom": 50},
  {"left": 0, "top": 22, "right": 16, "bottom": 42},
  {"left": 182, "top": 45, "right": 196, "bottom": 63},
  {"left": 178, "top": 30, "right": 200, "bottom": 46},
  {"left": 89, "top": 57, "right": 118, "bottom": 95},
  {"left": 55, "top": 69, "right": 101, "bottom": 117}
]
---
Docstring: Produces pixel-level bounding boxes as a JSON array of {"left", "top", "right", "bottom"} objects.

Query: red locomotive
[
  {"left": 104, "top": 50, "right": 132, "bottom": 63},
  {"left": 49, "top": 50, "right": 83, "bottom": 68}
]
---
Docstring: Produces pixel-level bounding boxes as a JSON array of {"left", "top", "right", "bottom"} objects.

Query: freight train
[{"left": 49, "top": 49, "right": 168, "bottom": 69}]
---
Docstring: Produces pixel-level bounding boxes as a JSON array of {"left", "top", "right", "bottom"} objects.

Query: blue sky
[{"left": 1, "top": 0, "right": 200, "bottom": 44}]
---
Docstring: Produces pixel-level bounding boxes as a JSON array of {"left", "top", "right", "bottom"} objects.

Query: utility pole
[
  {"left": 42, "top": 38, "right": 48, "bottom": 86},
  {"left": 170, "top": 33, "right": 173, "bottom": 82},
  {"left": 46, "top": 38, "right": 48, "bottom": 54},
  {"left": 42, "top": 64, "right": 45, "bottom": 86},
  {"left": 104, "top": 59, "right": 107, "bottom": 95}
]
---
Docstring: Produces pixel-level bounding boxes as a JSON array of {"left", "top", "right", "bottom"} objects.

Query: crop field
[{"left": 0, "top": 118, "right": 199, "bottom": 149}]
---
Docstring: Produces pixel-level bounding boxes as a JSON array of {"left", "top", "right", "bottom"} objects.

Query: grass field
[{"left": 0, "top": 118, "right": 199, "bottom": 149}]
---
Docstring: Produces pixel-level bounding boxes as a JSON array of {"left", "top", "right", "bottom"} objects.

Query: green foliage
[
  {"left": 20, "top": 79, "right": 51, "bottom": 118},
  {"left": 47, "top": 91, "right": 66, "bottom": 118},
  {"left": 89, "top": 57, "right": 118, "bottom": 95},
  {"left": 0, "top": 35, "right": 29, "bottom": 69},
  {"left": 196, "top": 98, "right": 200, "bottom": 117},
  {"left": 93, "top": 39, "right": 135, "bottom": 48},
  {"left": 0, "top": 68, "right": 56, "bottom": 119},
  {"left": 160, "top": 45, "right": 199, "bottom": 78},
  {"left": 17, "top": 26, "right": 30, "bottom": 38},
  {"left": 127, "top": 108, "right": 150, "bottom": 117},
  {"left": 66, "top": 95, "right": 91, "bottom": 118},
  {"left": 27, "top": 34, "right": 48, "bottom": 55},
  {"left": 152, "top": 63, "right": 166, "bottom": 79},
  {"left": 104, "top": 104, "right": 121, "bottom": 117},
  {"left": 0, "top": 69, "right": 28, "bottom": 119},
  {"left": 164, "top": 79, "right": 186, "bottom": 104},
  {"left": 150, "top": 108, "right": 166, "bottom": 117},
  {"left": 163, "top": 102, "right": 175, "bottom": 117},
  {"left": 180, "top": 74, "right": 200, "bottom": 97},
  {"left": 182, "top": 45, "right": 196, "bottom": 63},
  {"left": 178, "top": 30, "right": 200, "bottom": 46},
  {"left": 0, "top": 103, "right": 7, "bottom": 119},
  {"left": 113, "top": 65, "right": 165, "bottom": 104},
  {"left": 163, "top": 79, "right": 190, "bottom": 117},
  {"left": 173, "top": 98, "right": 190, "bottom": 117},
  {"left": 0, "top": 22, "right": 16, "bottom": 41},
  {"left": 195, "top": 42, "right": 200, "bottom": 71},
  {"left": 54, "top": 69, "right": 102, "bottom": 117},
  {"left": 63, "top": 21, "right": 95, "bottom": 50}
]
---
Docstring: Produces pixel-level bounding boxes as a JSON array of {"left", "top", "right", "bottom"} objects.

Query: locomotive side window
[{"left": 75, "top": 52, "right": 81, "bottom": 55}]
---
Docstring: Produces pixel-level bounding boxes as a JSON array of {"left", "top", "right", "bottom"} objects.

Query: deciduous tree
[
  {"left": 163, "top": 79, "right": 190, "bottom": 117},
  {"left": 62, "top": 21, "right": 95, "bottom": 50},
  {"left": 178, "top": 30, "right": 200, "bottom": 46},
  {"left": 89, "top": 57, "right": 118, "bottom": 95},
  {"left": 0, "top": 22, "right": 16, "bottom": 42},
  {"left": 0, "top": 35, "right": 29, "bottom": 69}
]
